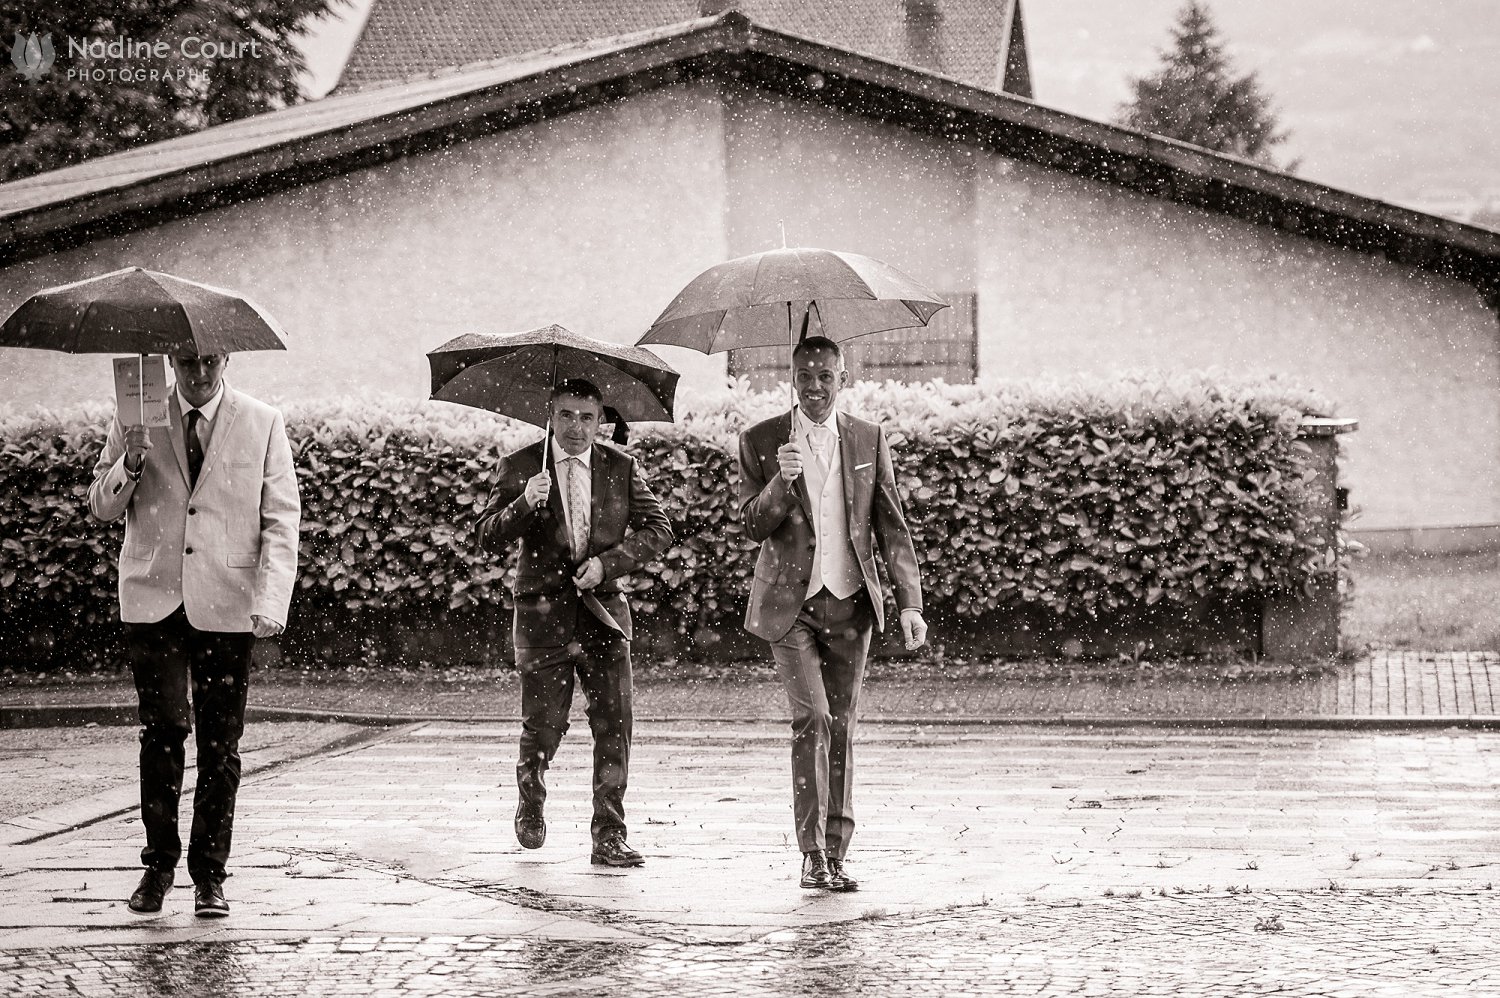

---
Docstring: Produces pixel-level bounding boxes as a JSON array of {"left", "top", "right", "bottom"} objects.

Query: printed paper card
[{"left": 112, "top": 355, "right": 170, "bottom": 427}]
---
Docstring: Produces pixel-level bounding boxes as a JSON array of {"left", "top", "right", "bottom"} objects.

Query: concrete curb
[{"left": 4, "top": 702, "right": 1498, "bottom": 731}]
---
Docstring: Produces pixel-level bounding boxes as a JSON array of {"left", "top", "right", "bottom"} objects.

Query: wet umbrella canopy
[
  {"left": 426, "top": 325, "right": 678, "bottom": 428},
  {"left": 0, "top": 266, "right": 289, "bottom": 356},
  {"left": 638, "top": 246, "right": 949, "bottom": 354}
]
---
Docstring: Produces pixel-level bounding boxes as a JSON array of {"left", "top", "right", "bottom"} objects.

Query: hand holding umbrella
[{"left": 522, "top": 467, "right": 553, "bottom": 509}]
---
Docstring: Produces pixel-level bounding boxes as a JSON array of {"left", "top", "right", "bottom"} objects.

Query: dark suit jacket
[
  {"left": 738, "top": 409, "right": 923, "bottom": 642},
  {"left": 475, "top": 440, "right": 671, "bottom": 670}
]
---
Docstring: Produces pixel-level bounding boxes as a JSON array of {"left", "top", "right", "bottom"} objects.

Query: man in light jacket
[{"left": 88, "top": 353, "right": 299, "bottom": 918}]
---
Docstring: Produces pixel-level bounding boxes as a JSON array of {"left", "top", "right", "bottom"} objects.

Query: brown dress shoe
[
  {"left": 193, "top": 880, "right": 229, "bottom": 918},
  {"left": 590, "top": 834, "right": 645, "bottom": 867},
  {"left": 827, "top": 856, "right": 860, "bottom": 892},
  {"left": 800, "top": 850, "right": 831, "bottom": 889},
  {"left": 128, "top": 869, "right": 174, "bottom": 914}
]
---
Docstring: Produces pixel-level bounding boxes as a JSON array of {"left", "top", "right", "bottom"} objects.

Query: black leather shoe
[
  {"left": 827, "top": 856, "right": 860, "bottom": 892},
  {"left": 590, "top": 835, "right": 645, "bottom": 867},
  {"left": 193, "top": 880, "right": 229, "bottom": 918},
  {"left": 800, "top": 850, "right": 831, "bottom": 889},
  {"left": 128, "top": 869, "right": 174, "bottom": 914},
  {"left": 514, "top": 798, "right": 546, "bottom": 850}
]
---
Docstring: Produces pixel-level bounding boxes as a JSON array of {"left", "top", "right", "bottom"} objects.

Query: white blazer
[{"left": 88, "top": 383, "right": 301, "bottom": 631}]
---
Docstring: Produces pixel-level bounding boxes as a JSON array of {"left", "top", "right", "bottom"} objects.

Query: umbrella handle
[
  {"left": 787, "top": 302, "right": 795, "bottom": 422},
  {"left": 542, "top": 418, "right": 552, "bottom": 511},
  {"left": 138, "top": 354, "right": 145, "bottom": 427}
]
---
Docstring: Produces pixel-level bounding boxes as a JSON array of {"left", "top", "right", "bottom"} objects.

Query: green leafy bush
[{"left": 0, "top": 373, "right": 1337, "bottom": 665}]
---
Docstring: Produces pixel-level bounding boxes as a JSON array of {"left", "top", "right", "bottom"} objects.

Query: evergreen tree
[
  {"left": 1, "top": 2, "right": 345, "bottom": 182},
  {"left": 1118, "top": 0, "right": 1293, "bottom": 168}
]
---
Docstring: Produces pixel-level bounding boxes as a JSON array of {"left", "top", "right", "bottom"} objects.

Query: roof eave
[{"left": 0, "top": 11, "right": 1495, "bottom": 301}]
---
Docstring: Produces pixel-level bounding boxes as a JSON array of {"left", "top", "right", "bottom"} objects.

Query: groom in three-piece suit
[
  {"left": 738, "top": 335, "right": 927, "bottom": 892},
  {"left": 475, "top": 379, "right": 672, "bottom": 867},
  {"left": 88, "top": 353, "right": 300, "bottom": 918}
]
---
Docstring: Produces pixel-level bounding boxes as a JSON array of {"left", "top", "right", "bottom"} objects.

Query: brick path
[{"left": 2, "top": 720, "right": 1498, "bottom": 995}]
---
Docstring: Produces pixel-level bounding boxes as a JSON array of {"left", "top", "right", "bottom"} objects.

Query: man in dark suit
[
  {"left": 88, "top": 353, "right": 300, "bottom": 918},
  {"left": 738, "top": 336, "right": 927, "bottom": 891},
  {"left": 475, "top": 378, "right": 672, "bottom": 867}
]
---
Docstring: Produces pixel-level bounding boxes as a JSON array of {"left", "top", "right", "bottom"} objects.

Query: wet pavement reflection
[{"left": 3, "top": 891, "right": 1495, "bottom": 996}]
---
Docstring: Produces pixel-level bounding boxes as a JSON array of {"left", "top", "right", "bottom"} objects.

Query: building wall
[
  {"left": 715, "top": 93, "right": 1500, "bottom": 530},
  {"left": 0, "top": 85, "right": 731, "bottom": 411},
  {"left": 974, "top": 159, "right": 1500, "bottom": 530},
  {"left": 1, "top": 80, "right": 1495, "bottom": 531},
  {"left": 721, "top": 87, "right": 976, "bottom": 284}
]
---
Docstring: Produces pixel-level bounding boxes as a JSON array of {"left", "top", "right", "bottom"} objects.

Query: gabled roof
[
  {"left": 336, "top": 0, "right": 1030, "bottom": 97},
  {"left": 0, "top": 12, "right": 1495, "bottom": 303}
]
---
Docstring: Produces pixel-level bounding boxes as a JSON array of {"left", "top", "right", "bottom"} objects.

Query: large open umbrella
[
  {"left": 427, "top": 325, "right": 678, "bottom": 429},
  {"left": 639, "top": 246, "right": 948, "bottom": 349},
  {"left": 636, "top": 247, "right": 949, "bottom": 414},
  {"left": 0, "top": 266, "right": 289, "bottom": 422},
  {"left": 0, "top": 266, "right": 288, "bottom": 354}
]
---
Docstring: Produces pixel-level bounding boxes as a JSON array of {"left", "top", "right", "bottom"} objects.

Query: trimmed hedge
[{"left": 0, "top": 373, "right": 1338, "bottom": 664}]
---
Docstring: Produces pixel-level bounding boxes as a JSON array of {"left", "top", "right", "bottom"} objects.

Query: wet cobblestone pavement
[
  {"left": 3, "top": 721, "right": 1498, "bottom": 995},
  {"left": 2, "top": 890, "right": 1495, "bottom": 996}
]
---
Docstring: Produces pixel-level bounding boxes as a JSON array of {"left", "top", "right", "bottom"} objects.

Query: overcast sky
[{"left": 298, "top": 0, "right": 1500, "bottom": 213}]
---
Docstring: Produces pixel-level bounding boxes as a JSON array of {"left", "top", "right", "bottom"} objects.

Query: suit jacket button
[
  {"left": 188, "top": 507, "right": 197, "bottom": 516},
  {"left": 185, "top": 547, "right": 194, "bottom": 555}
]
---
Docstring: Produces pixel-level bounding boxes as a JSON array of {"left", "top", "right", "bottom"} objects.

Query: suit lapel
[
  {"left": 837, "top": 412, "right": 859, "bottom": 522},
  {"left": 543, "top": 441, "right": 569, "bottom": 554},
  {"left": 196, "top": 388, "right": 239, "bottom": 491},
  {"left": 587, "top": 444, "right": 609, "bottom": 559},
  {"left": 166, "top": 392, "right": 190, "bottom": 486}
]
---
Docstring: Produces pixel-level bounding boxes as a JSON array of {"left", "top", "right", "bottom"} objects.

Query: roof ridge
[{"left": 336, "top": 11, "right": 732, "bottom": 96}]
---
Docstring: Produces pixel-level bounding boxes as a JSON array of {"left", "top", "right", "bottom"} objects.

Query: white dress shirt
[{"left": 176, "top": 382, "right": 225, "bottom": 450}]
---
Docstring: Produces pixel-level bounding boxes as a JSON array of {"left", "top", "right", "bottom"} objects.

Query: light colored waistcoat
[{"left": 802, "top": 430, "right": 862, "bottom": 600}]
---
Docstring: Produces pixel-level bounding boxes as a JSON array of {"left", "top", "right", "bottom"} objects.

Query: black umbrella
[
  {"left": 0, "top": 266, "right": 289, "bottom": 355},
  {"left": 427, "top": 325, "right": 678, "bottom": 428},
  {"left": 0, "top": 266, "right": 289, "bottom": 422}
]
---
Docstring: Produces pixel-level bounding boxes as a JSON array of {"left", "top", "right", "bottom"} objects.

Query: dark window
[{"left": 727, "top": 292, "right": 977, "bottom": 389}]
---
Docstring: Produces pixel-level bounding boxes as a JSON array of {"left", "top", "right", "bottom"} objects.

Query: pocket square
[{"left": 854, "top": 462, "right": 873, "bottom": 471}]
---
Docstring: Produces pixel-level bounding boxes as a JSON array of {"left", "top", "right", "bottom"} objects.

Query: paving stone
[{"left": 3, "top": 722, "right": 1500, "bottom": 995}]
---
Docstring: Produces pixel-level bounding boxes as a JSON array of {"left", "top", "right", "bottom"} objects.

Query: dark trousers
[
  {"left": 768, "top": 588, "right": 874, "bottom": 859},
  {"left": 125, "top": 605, "right": 253, "bottom": 885},
  {"left": 517, "top": 608, "right": 634, "bottom": 844}
]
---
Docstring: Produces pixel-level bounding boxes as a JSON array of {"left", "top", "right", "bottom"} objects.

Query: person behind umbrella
[
  {"left": 87, "top": 353, "right": 300, "bottom": 918},
  {"left": 475, "top": 378, "right": 671, "bottom": 867},
  {"left": 737, "top": 335, "right": 928, "bottom": 892}
]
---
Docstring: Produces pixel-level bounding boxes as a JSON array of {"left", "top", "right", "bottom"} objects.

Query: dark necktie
[{"left": 185, "top": 409, "right": 204, "bottom": 487}]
